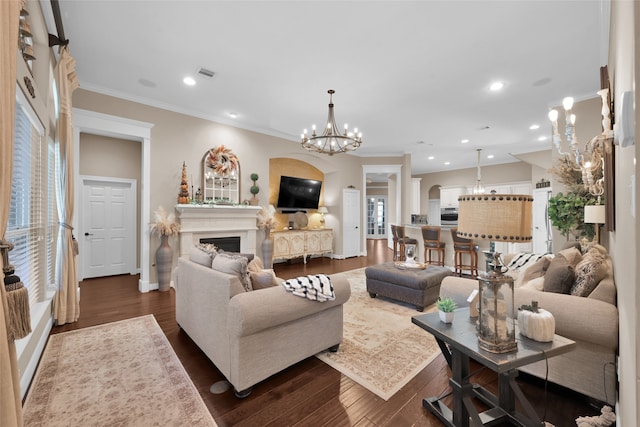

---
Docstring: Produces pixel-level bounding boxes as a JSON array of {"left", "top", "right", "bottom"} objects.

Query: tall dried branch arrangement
[{"left": 150, "top": 206, "right": 181, "bottom": 237}]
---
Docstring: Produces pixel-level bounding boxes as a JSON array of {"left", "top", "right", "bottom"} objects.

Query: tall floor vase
[
  {"left": 262, "top": 230, "right": 274, "bottom": 269},
  {"left": 155, "top": 235, "right": 173, "bottom": 292}
]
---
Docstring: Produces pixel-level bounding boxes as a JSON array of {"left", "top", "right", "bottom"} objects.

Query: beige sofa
[
  {"left": 174, "top": 256, "right": 351, "bottom": 397},
  {"left": 440, "top": 250, "right": 618, "bottom": 405}
]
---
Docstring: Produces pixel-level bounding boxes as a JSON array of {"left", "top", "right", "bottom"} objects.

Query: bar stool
[
  {"left": 451, "top": 228, "right": 479, "bottom": 278},
  {"left": 392, "top": 225, "right": 418, "bottom": 261},
  {"left": 421, "top": 226, "right": 445, "bottom": 266}
]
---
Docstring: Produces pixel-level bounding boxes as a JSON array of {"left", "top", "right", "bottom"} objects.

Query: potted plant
[
  {"left": 436, "top": 297, "right": 457, "bottom": 323},
  {"left": 149, "top": 206, "right": 181, "bottom": 292}
]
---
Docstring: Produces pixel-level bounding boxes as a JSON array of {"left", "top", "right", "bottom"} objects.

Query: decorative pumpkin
[{"left": 517, "top": 301, "right": 555, "bottom": 342}]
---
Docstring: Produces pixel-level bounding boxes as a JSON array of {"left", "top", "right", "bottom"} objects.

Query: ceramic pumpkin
[{"left": 517, "top": 301, "right": 555, "bottom": 342}]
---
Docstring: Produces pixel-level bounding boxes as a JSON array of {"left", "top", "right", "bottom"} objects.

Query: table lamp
[
  {"left": 457, "top": 194, "right": 533, "bottom": 354},
  {"left": 584, "top": 204, "right": 605, "bottom": 244},
  {"left": 318, "top": 206, "right": 328, "bottom": 228}
]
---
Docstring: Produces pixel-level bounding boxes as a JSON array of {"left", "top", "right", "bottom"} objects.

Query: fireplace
[
  {"left": 175, "top": 204, "right": 262, "bottom": 258},
  {"left": 200, "top": 237, "right": 240, "bottom": 253}
]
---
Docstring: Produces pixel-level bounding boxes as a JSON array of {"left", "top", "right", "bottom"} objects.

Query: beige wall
[
  {"left": 79, "top": 133, "right": 142, "bottom": 267},
  {"left": 608, "top": 1, "right": 637, "bottom": 424},
  {"left": 72, "top": 89, "right": 406, "bottom": 274},
  {"left": 415, "top": 160, "right": 535, "bottom": 213}
]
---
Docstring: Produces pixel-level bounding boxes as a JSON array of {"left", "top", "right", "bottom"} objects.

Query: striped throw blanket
[{"left": 282, "top": 274, "right": 335, "bottom": 302}]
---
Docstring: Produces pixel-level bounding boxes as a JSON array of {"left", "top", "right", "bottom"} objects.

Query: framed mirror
[{"left": 203, "top": 145, "right": 240, "bottom": 204}]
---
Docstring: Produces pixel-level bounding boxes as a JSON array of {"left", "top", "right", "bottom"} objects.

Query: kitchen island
[{"left": 403, "top": 224, "right": 490, "bottom": 272}]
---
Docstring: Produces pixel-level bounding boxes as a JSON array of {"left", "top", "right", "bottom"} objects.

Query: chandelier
[
  {"left": 472, "top": 148, "right": 485, "bottom": 194},
  {"left": 547, "top": 89, "right": 614, "bottom": 196},
  {"left": 301, "top": 89, "right": 362, "bottom": 155}
]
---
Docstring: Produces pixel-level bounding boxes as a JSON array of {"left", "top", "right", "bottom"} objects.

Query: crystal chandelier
[
  {"left": 547, "top": 89, "right": 614, "bottom": 196},
  {"left": 301, "top": 90, "right": 362, "bottom": 155},
  {"left": 472, "top": 148, "right": 486, "bottom": 194}
]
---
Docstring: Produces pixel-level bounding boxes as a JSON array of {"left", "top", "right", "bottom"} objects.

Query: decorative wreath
[{"left": 206, "top": 145, "right": 239, "bottom": 175}]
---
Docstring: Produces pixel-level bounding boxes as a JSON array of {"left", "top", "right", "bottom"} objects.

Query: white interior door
[
  {"left": 532, "top": 187, "right": 553, "bottom": 254},
  {"left": 343, "top": 188, "right": 361, "bottom": 257},
  {"left": 81, "top": 177, "right": 136, "bottom": 279}
]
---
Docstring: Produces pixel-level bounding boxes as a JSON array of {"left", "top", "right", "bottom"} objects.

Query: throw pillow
[
  {"left": 189, "top": 246, "right": 213, "bottom": 267},
  {"left": 561, "top": 241, "right": 583, "bottom": 252},
  {"left": 249, "top": 269, "right": 280, "bottom": 290},
  {"left": 571, "top": 249, "right": 609, "bottom": 297},
  {"left": 519, "top": 256, "right": 552, "bottom": 285},
  {"left": 211, "top": 252, "right": 252, "bottom": 292},
  {"left": 198, "top": 243, "right": 218, "bottom": 255},
  {"left": 557, "top": 246, "right": 582, "bottom": 267},
  {"left": 521, "top": 276, "right": 545, "bottom": 292},
  {"left": 543, "top": 255, "right": 575, "bottom": 294},
  {"left": 247, "top": 256, "right": 264, "bottom": 273},
  {"left": 217, "top": 249, "right": 255, "bottom": 263}
]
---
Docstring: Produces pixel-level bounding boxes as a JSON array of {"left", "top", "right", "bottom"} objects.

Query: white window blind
[
  {"left": 46, "top": 138, "right": 59, "bottom": 289},
  {"left": 7, "top": 94, "right": 47, "bottom": 306}
]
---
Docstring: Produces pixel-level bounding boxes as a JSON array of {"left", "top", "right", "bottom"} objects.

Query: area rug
[
  {"left": 316, "top": 268, "right": 441, "bottom": 400},
  {"left": 23, "top": 315, "right": 217, "bottom": 427}
]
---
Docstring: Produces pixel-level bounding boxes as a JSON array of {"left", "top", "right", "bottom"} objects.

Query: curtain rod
[{"left": 48, "top": 0, "right": 69, "bottom": 47}]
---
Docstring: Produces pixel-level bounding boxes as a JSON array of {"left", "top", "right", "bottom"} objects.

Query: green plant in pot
[
  {"left": 249, "top": 173, "right": 260, "bottom": 205},
  {"left": 436, "top": 297, "right": 457, "bottom": 323},
  {"left": 547, "top": 157, "right": 600, "bottom": 241}
]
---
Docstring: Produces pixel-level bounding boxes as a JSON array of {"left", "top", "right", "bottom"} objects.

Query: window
[{"left": 6, "top": 89, "right": 50, "bottom": 306}]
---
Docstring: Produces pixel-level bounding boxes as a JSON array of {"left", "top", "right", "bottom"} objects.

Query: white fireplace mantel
[{"left": 175, "top": 204, "right": 262, "bottom": 257}]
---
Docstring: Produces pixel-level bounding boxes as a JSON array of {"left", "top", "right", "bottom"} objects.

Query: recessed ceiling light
[
  {"left": 529, "top": 124, "right": 540, "bottom": 130},
  {"left": 228, "top": 112, "right": 238, "bottom": 119},
  {"left": 538, "top": 136, "right": 547, "bottom": 141},
  {"left": 487, "top": 154, "right": 495, "bottom": 159},
  {"left": 183, "top": 76, "right": 196, "bottom": 86},
  {"left": 416, "top": 140, "right": 425, "bottom": 145},
  {"left": 444, "top": 161, "right": 451, "bottom": 165},
  {"left": 461, "top": 139, "right": 469, "bottom": 144},
  {"left": 489, "top": 81, "right": 504, "bottom": 91},
  {"left": 428, "top": 156, "right": 435, "bottom": 160}
]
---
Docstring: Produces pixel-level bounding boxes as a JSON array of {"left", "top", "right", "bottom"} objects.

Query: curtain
[
  {"left": 53, "top": 47, "right": 80, "bottom": 325},
  {"left": 1, "top": 0, "right": 25, "bottom": 425}
]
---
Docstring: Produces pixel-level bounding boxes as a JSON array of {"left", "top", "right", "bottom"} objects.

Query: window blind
[{"left": 7, "top": 97, "right": 46, "bottom": 306}]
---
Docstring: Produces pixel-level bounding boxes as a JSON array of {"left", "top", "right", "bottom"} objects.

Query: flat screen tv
[{"left": 276, "top": 176, "right": 322, "bottom": 211}]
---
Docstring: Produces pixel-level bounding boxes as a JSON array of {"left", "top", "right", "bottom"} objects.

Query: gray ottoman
[{"left": 365, "top": 262, "right": 454, "bottom": 311}]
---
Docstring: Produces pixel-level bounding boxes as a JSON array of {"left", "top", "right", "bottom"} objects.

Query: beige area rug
[
  {"left": 316, "top": 268, "right": 441, "bottom": 401},
  {"left": 23, "top": 315, "right": 217, "bottom": 427}
]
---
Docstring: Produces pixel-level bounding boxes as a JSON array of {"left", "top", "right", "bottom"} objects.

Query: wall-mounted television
[{"left": 276, "top": 176, "right": 322, "bottom": 212}]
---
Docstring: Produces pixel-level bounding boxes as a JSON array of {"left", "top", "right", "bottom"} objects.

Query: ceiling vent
[{"left": 197, "top": 67, "right": 216, "bottom": 79}]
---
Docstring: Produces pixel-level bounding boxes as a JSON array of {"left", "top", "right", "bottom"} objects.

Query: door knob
[{"left": 84, "top": 232, "right": 93, "bottom": 236}]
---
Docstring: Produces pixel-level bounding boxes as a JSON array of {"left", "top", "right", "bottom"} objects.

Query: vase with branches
[
  {"left": 257, "top": 205, "right": 276, "bottom": 269},
  {"left": 150, "top": 206, "right": 181, "bottom": 291}
]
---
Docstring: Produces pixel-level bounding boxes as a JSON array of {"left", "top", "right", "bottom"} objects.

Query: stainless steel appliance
[
  {"left": 440, "top": 207, "right": 459, "bottom": 226},
  {"left": 411, "top": 214, "right": 429, "bottom": 225}
]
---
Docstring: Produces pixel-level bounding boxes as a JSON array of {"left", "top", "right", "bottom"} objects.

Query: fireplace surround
[{"left": 175, "top": 204, "right": 262, "bottom": 258}]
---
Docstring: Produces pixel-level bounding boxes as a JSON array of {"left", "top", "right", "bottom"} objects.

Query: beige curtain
[
  {"left": 1, "top": 0, "right": 26, "bottom": 425},
  {"left": 53, "top": 47, "right": 80, "bottom": 325}
]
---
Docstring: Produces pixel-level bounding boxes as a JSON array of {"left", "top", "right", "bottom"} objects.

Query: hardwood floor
[{"left": 51, "top": 239, "right": 598, "bottom": 426}]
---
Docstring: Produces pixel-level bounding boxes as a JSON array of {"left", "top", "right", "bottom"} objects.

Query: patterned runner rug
[
  {"left": 316, "top": 268, "right": 441, "bottom": 400},
  {"left": 23, "top": 315, "right": 216, "bottom": 427}
]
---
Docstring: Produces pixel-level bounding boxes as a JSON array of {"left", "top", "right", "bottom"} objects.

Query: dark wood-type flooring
[{"left": 51, "top": 239, "right": 599, "bottom": 426}]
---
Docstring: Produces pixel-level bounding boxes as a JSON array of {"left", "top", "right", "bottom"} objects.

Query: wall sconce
[
  {"left": 318, "top": 206, "right": 328, "bottom": 228},
  {"left": 547, "top": 89, "right": 614, "bottom": 196}
]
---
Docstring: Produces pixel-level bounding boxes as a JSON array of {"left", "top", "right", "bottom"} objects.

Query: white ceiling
[{"left": 56, "top": 1, "right": 609, "bottom": 175}]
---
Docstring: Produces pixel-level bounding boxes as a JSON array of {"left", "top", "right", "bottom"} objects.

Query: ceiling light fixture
[
  {"left": 529, "top": 124, "right": 540, "bottom": 130},
  {"left": 428, "top": 156, "right": 435, "bottom": 160},
  {"left": 489, "top": 81, "right": 504, "bottom": 91},
  {"left": 183, "top": 77, "right": 196, "bottom": 86},
  {"left": 537, "top": 136, "right": 547, "bottom": 141},
  {"left": 472, "top": 148, "right": 485, "bottom": 194},
  {"left": 301, "top": 89, "right": 362, "bottom": 155},
  {"left": 461, "top": 139, "right": 470, "bottom": 144},
  {"left": 228, "top": 112, "right": 238, "bottom": 119}
]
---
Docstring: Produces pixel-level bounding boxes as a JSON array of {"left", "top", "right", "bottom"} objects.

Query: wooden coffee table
[{"left": 412, "top": 308, "right": 576, "bottom": 427}]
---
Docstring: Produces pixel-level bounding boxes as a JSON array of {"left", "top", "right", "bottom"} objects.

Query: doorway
[
  {"left": 81, "top": 176, "right": 136, "bottom": 279},
  {"left": 367, "top": 196, "right": 388, "bottom": 238}
]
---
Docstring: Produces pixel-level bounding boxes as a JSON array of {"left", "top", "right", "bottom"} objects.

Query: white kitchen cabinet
[{"left": 440, "top": 186, "right": 467, "bottom": 207}]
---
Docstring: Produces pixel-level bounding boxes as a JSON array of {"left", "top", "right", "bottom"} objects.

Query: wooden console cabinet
[{"left": 271, "top": 229, "right": 333, "bottom": 263}]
